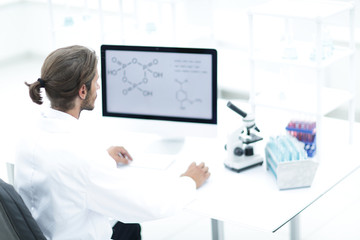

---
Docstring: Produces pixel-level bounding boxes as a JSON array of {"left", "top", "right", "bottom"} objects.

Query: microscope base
[{"left": 224, "top": 155, "right": 263, "bottom": 173}]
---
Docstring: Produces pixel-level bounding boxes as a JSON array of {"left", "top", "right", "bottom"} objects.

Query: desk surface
[
  {"left": 183, "top": 101, "right": 360, "bottom": 233},
  {"left": 112, "top": 100, "right": 360, "bottom": 233},
  {"left": 182, "top": 137, "right": 360, "bottom": 233}
]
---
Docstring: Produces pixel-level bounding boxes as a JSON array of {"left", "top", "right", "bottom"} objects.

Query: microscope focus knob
[
  {"left": 233, "top": 147, "right": 244, "bottom": 156},
  {"left": 245, "top": 146, "right": 254, "bottom": 156}
]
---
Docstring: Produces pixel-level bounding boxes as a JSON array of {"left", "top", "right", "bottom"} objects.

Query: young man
[{"left": 15, "top": 45, "right": 210, "bottom": 240}]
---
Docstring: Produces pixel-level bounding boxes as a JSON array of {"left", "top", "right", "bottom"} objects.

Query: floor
[{"left": 1, "top": 54, "right": 360, "bottom": 240}]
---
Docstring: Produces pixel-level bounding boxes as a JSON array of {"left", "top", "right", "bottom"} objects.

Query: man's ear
[{"left": 79, "top": 84, "right": 87, "bottom": 100}]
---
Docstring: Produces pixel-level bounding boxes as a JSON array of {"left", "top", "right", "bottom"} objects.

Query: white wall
[
  {"left": 0, "top": 1, "right": 52, "bottom": 61},
  {"left": 1, "top": 0, "right": 359, "bottom": 121}
]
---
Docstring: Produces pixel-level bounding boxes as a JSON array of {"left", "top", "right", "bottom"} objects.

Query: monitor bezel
[{"left": 100, "top": 44, "right": 217, "bottom": 125}]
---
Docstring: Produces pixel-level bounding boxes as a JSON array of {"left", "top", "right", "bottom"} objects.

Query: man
[{"left": 15, "top": 45, "right": 210, "bottom": 240}]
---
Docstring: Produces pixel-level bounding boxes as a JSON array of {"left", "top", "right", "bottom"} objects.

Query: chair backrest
[{"left": 0, "top": 178, "right": 46, "bottom": 240}]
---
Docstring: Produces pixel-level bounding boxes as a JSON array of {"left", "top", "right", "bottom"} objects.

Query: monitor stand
[{"left": 145, "top": 137, "right": 185, "bottom": 155}]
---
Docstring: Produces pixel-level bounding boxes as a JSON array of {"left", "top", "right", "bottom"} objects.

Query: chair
[{"left": 0, "top": 178, "right": 46, "bottom": 240}]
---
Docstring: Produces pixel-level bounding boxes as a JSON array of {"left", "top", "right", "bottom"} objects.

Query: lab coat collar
[
  {"left": 39, "top": 107, "right": 81, "bottom": 133},
  {"left": 41, "top": 107, "right": 78, "bottom": 121}
]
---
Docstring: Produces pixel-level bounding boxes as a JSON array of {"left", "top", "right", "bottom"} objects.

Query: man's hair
[{"left": 26, "top": 45, "right": 98, "bottom": 111}]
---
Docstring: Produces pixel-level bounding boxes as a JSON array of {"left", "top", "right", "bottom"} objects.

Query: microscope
[{"left": 224, "top": 101, "right": 263, "bottom": 172}]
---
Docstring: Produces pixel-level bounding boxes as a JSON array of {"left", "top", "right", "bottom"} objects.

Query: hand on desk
[
  {"left": 107, "top": 146, "right": 133, "bottom": 165},
  {"left": 181, "top": 162, "right": 210, "bottom": 189}
]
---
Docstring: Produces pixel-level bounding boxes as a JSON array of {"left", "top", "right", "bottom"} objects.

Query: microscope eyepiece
[{"left": 226, "top": 101, "right": 247, "bottom": 118}]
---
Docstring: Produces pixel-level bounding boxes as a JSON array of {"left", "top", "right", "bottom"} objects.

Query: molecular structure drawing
[
  {"left": 108, "top": 57, "right": 163, "bottom": 96},
  {"left": 175, "top": 79, "right": 201, "bottom": 110}
]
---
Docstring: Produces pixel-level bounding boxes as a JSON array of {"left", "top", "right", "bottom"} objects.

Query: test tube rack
[{"left": 265, "top": 139, "right": 318, "bottom": 190}]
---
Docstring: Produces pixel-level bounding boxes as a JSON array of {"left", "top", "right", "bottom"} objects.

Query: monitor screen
[{"left": 100, "top": 45, "right": 217, "bottom": 139}]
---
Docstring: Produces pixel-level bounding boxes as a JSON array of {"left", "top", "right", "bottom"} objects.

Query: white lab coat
[{"left": 15, "top": 108, "right": 196, "bottom": 240}]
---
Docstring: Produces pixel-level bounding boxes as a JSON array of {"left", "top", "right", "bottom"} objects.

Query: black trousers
[{"left": 111, "top": 221, "right": 141, "bottom": 240}]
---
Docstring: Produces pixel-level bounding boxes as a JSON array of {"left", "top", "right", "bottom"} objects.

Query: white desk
[
  {"left": 111, "top": 100, "right": 360, "bottom": 240},
  {"left": 178, "top": 102, "right": 360, "bottom": 240},
  {"left": 180, "top": 136, "right": 359, "bottom": 240}
]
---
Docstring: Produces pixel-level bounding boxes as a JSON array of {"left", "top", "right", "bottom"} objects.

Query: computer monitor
[{"left": 100, "top": 45, "right": 217, "bottom": 152}]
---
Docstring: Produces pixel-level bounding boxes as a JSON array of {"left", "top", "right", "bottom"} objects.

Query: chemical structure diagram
[
  {"left": 175, "top": 79, "right": 202, "bottom": 110},
  {"left": 107, "top": 57, "right": 163, "bottom": 96}
]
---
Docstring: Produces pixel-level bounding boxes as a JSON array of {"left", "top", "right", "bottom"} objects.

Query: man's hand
[
  {"left": 107, "top": 146, "right": 133, "bottom": 164},
  {"left": 181, "top": 162, "right": 210, "bottom": 189}
]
